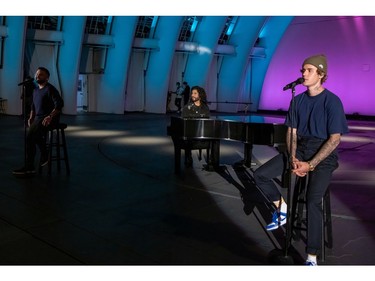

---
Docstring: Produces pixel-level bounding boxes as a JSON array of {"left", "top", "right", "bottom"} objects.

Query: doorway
[{"left": 77, "top": 74, "right": 88, "bottom": 112}]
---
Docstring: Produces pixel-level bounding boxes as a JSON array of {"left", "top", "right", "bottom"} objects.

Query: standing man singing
[
  {"left": 13, "top": 67, "right": 64, "bottom": 176},
  {"left": 253, "top": 54, "right": 349, "bottom": 265}
]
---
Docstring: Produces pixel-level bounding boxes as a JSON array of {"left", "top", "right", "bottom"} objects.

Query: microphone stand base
[{"left": 267, "top": 248, "right": 302, "bottom": 265}]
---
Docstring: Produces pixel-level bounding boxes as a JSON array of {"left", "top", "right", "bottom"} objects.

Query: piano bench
[{"left": 173, "top": 139, "right": 211, "bottom": 174}]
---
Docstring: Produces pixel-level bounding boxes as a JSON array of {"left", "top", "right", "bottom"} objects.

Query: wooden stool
[
  {"left": 290, "top": 175, "right": 333, "bottom": 262},
  {"left": 40, "top": 123, "right": 70, "bottom": 175}
]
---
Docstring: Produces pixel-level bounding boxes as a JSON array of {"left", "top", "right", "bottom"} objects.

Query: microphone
[
  {"left": 18, "top": 78, "right": 34, "bottom": 86},
  {"left": 187, "top": 102, "right": 194, "bottom": 110},
  {"left": 283, "top": 77, "right": 304, "bottom": 91}
]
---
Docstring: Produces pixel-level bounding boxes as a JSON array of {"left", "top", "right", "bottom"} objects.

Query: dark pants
[
  {"left": 183, "top": 140, "right": 211, "bottom": 161},
  {"left": 175, "top": 97, "right": 182, "bottom": 111},
  {"left": 254, "top": 137, "right": 338, "bottom": 256},
  {"left": 26, "top": 117, "right": 57, "bottom": 169}
]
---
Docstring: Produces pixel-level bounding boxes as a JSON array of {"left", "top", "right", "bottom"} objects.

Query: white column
[
  {"left": 58, "top": 16, "right": 86, "bottom": 115},
  {"left": 217, "top": 16, "right": 266, "bottom": 113},
  {"left": 144, "top": 16, "right": 183, "bottom": 113},
  {"left": 0, "top": 16, "right": 26, "bottom": 115},
  {"left": 96, "top": 16, "right": 137, "bottom": 114},
  {"left": 184, "top": 16, "right": 227, "bottom": 88}
]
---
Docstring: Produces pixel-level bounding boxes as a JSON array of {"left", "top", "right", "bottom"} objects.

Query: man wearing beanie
[{"left": 254, "top": 54, "right": 349, "bottom": 265}]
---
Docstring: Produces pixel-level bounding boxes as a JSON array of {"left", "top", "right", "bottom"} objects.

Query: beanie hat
[{"left": 302, "top": 54, "right": 327, "bottom": 74}]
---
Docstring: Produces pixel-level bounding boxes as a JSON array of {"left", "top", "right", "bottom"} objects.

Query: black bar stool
[
  {"left": 40, "top": 123, "right": 70, "bottom": 175},
  {"left": 290, "top": 174, "right": 333, "bottom": 262}
]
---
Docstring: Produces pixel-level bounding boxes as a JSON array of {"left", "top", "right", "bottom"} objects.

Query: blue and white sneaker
[
  {"left": 266, "top": 210, "right": 287, "bottom": 231},
  {"left": 305, "top": 260, "right": 318, "bottom": 266}
]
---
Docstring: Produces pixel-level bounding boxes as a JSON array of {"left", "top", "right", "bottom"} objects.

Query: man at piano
[
  {"left": 181, "top": 86, "right": 210, "bottom": 167},
  {"left": 253, "top": 54, "right": 349, "bottom": 265},
  {"left": 181, "top": 86, "right": 210, "bottom": 118}
]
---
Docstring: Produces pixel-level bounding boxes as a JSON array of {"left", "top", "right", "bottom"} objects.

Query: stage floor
[{"left": 0, "top": 111, "right": 374, "bottom": 267}]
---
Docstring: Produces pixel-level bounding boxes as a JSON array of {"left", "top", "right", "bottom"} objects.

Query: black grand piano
[{"left": 167, "top": 115, "right": 287, "bottom": 173}]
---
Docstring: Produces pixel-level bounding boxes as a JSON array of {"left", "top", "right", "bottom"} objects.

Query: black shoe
[{"left": 12, "top": 166, "right": 36, "bottom": 176}]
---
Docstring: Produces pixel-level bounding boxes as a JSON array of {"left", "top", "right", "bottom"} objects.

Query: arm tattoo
[
  {"left": 310, "top": 133, "right": 341, "bottom": 167},
  {"left": 286, "top": 127, "right": 297, "bottom": 158}
]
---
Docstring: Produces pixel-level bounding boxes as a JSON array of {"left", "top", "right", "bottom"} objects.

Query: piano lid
[
  {"left": 213, "top": 115, "right": 286, "bottom": 125},
  {"left": 168, "top": 115, "right": 287, "bottom": 146}
]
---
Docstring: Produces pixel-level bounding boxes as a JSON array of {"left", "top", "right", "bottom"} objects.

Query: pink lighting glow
[{"left": 259, "top": 16, "right": 375, "bottom": 117}]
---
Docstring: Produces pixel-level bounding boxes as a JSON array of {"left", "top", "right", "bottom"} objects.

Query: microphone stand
[
  {"left": 21, "top": 83, "right": 27, "bottom": 166},
  {"left": 269, "top": 84, "right": 297, "bottom": 265},
  {"left": 283, "top": 84, "right": 297, "bottom": 263},
  {"left": 18, "top": 78, "right": 34, "bottom": 170}
]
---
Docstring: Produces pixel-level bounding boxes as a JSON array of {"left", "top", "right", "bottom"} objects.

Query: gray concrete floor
[{"left": 0, "top": 112, "right": 374, "bottom": 272}]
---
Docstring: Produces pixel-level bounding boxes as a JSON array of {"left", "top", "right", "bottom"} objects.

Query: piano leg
[
  {"left": 205, "top": 140, "right": 220, "bottom": 171},
  {"left": 243, "top": 143, "right": 253, "bottom": 167}
]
